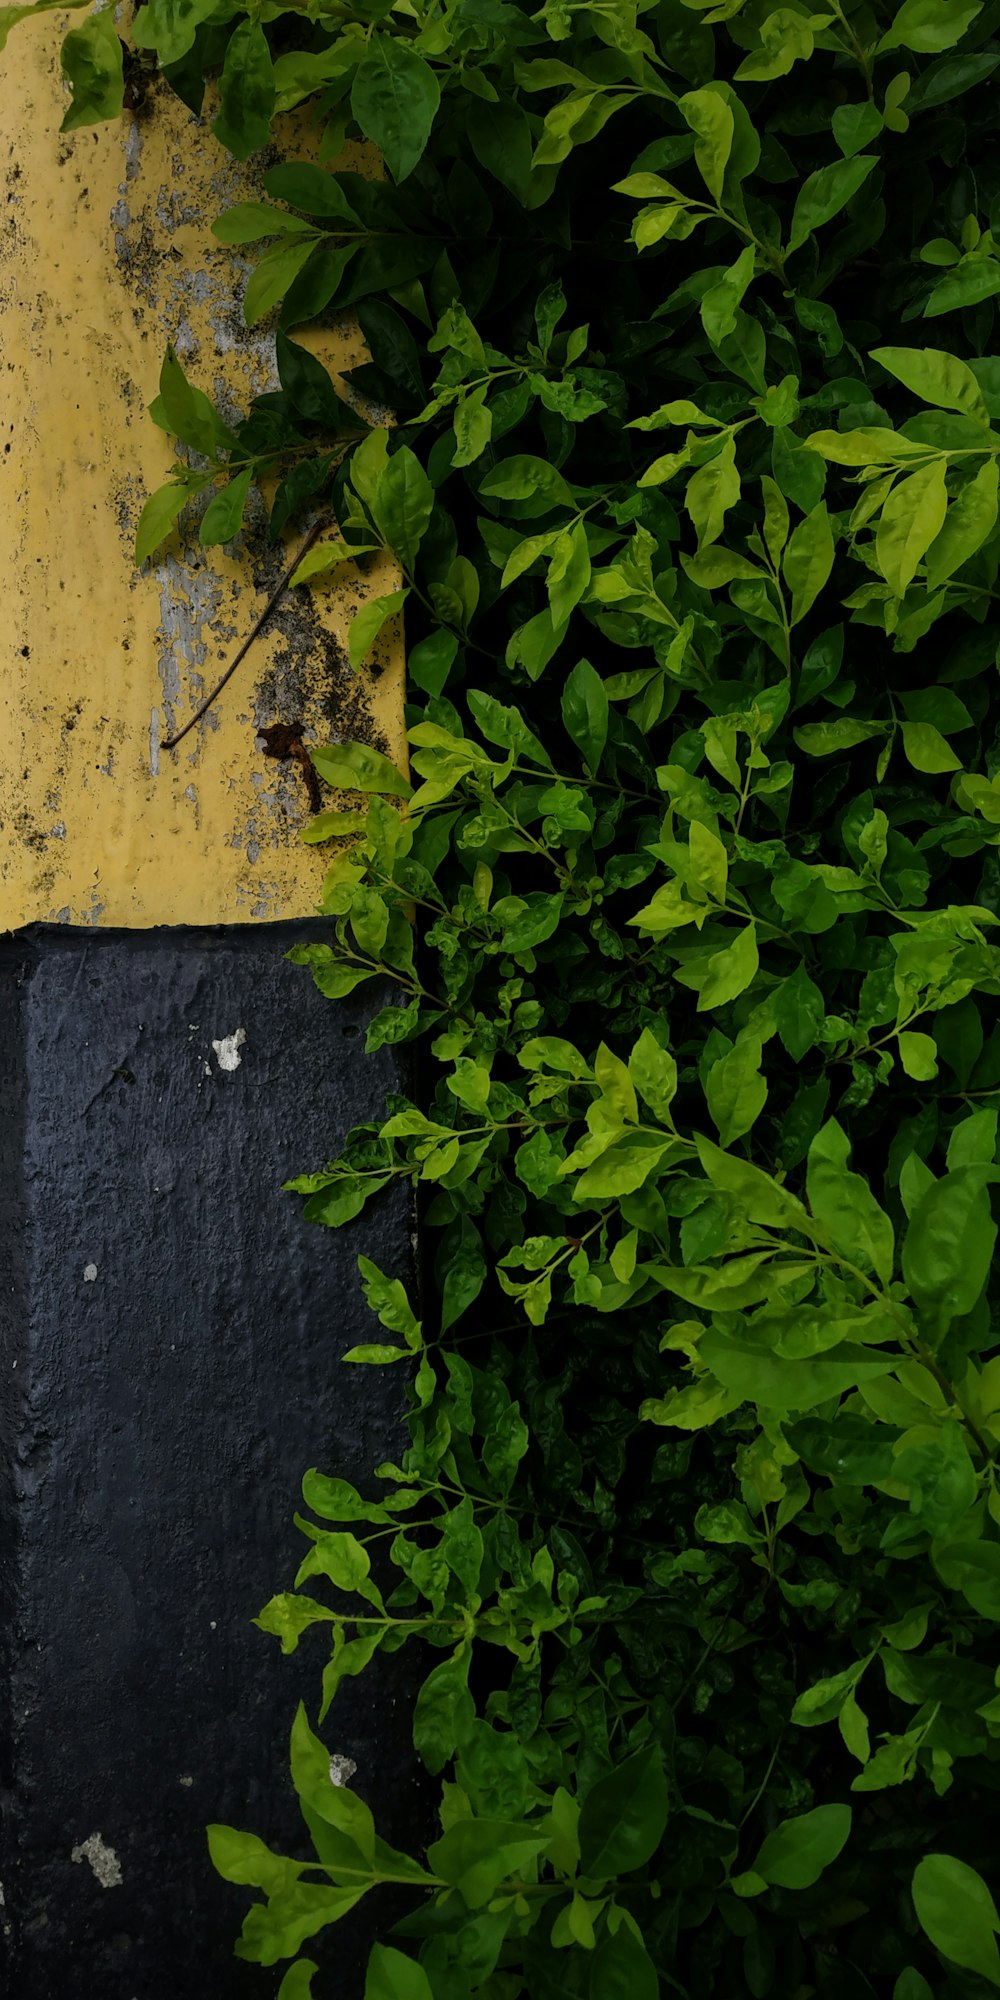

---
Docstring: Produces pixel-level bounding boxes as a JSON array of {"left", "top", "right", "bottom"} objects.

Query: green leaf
[
  {"left": 243, "top": 239, "right": 319, "bottom": 327},
  {"left": 747, "top": 1804, "right": 852, "bottom": 1890},
  {"left": 351, "top": 36, "right": 440, "bottom": 183},
  {"left": 694, "top": 923, "right": 760, "bottom": 1011},
  {"left": 911, "top": 1853, "right": 1000, "bottom": 1985},
  {"left": 131, "top": 0, "right": 218, "bottom": 62},
  {"left": 897, "top": 1030, "right": 939, "bottom": 1079},
  {"left": 59, "top": 7, "right": 123, "bottom": 130},
  {"left": 926, "top": 458, "right": 1000, "bottom": 589},
  {"left": 265, "top": 163, "right": 363, "bottom": 223},
  {"left": 413, "top": 1651, "right": 473, "bottom": 1775},
  {"left": 807, "top": 1120, "right": 894, "bottom": 1285},
  {"left": 207, "top": 1825, "right": 301, "bottom": 1895},
  {"left": 880, "top": 0, "right": 983, "bottom": 54},
  {"left": 706, "top": 1037, "right": 767, "bottom": 1146},
  {"left": 685, "top": 434, "right": 741, "bottom": 548},
  {"left": 902, "top": 1166, "right": 998, "bottom": 1333},
  {"left": 589, "top": 1920, "right": 658, "bottom": 2000},
  {"left": 213, "top": 19, "right": 275, "bottom": 161},
  {"left": 925, "top": 260, "right": 1000, "bottom": 318},
  {"left": 932, "top": 1539, "right": 1000, "bottom": 1618},
  {"left": 679, "top": 86, "right": 734, "bottom": 199},
  {"left": 365, "top": 1945, "right": 435, "bottom": 2000},
  {"left": 788, "top": 156, "right": 878, "bottom": 253},
  {"left": 371, "top": 448, "right": 435, "bottom": 570},
  {"left": 562, "top": 659, "right": 609, "bottom": 773},
  {"left": 892, "top": 1423, "right": 977, "bottom": 1534},
  {"left": 833, "top": 101, "right": 883, "bottom": 156},
  {"left": 155, "top": 345, "right": 237, "bottom": 456},
  {"left": 289, "top": 1704, "right": 375, "bottom": 1863},
  {"left": 578, "top": 1747, "right": 669, "bottom": 1879},
  {"left": 774, "top": 963, "right": 826, "bottom": 1061},
  {"left": 311, "top": 741, "right": 411, "bottom": 798},
  {"left": 199, "top": 467, "right": 253, "bottom": 548},
  {"left": 875, "top": 459, "right": 949, "bottom": 595},
  {"left": 212, "top": 203, "right": 316, "bottom": 246},
  {"left": 135, "top": 480, "right": 193, "bottom": 564},
  {"left": 783, "top": 501, "right": 835, "bottom": 625},
  {"left": 277, "top": 1965, "right": 319, "bottom": 2000},
  {"left": 871, "top": 346, "right": 991, "bottom": 425},
  {"left": 426, "top": 1820, "right": 551, "bottom": 1908},
  {"left": 348, "top": 590, "right": 409, "bottom": 671},
  {"left": 899, "top": 721, "right": 962, "bottom": 774}
]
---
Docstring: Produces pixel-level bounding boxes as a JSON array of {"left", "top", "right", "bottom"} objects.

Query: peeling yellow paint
[{"left": 0, "top": 26, "right": 404, "bottom": 928}]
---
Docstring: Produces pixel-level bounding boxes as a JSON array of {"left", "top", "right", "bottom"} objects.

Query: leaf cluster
[{"left": 17, "top": 0, "right": 1000, "bottom": 1991}]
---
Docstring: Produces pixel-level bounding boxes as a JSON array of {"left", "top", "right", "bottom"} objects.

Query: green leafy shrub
[{"left": 14, "top": 0, "right": 1000, "bottom": 1989}]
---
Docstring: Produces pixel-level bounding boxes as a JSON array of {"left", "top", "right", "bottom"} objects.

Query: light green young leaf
[
  {"left": 902, "top": 1166, "right": 998, "bottom": 1334},
  {"left": 685, "top": 434, "right": 741, "bottom": 549},
  {"left": 628, "top": 1029, "right": 678, "bottom": 1121},
  {"left": 695, "top": 922, "right": 759, "bottom": 1010},
  {"left": 347, "top": 590, "right": 409, "bottom": 671},
  {"left": 277, "top": 1964, "right": 319, "bottom": 2000},
  {"left": 879, "top": 0, "right": 983, "bottom": 55},
  {"left": 926, "top": 459, "right": 999, "bottom": 589},
  {"left": 59, "top": 7, "right": 123, "bottom": 131},
  {"left": 807, "top": 1119, "right": 894, "bottom": 1284},
  {"left": 365, "top": 1944, "right": 435, "bottom": 2000},
  {"left": 311, "top": 740, "right": 412, "bottom": 798},
  {"left": 925, "top": 260, "right": 1000, "bottom": 318},
  {"left": 875, "top": 459, "right": 949, "bottom": 594},
  {"left": 678, "top": 86, "right": 734, "bottom": 199},
  {"left": 899, "top": 721, "right": 962, "bottom": 774},
  {"left": 735, "top": 7, "right": 816, "bottom": 80},
  {"left": 870, "top": 347, "right": 991, "bottom": 425},
  {"left": 783, "top": 501, "right": 835, "bottom": 625},
  {"left": 897, "top": 1031, "right": 939, "bottom": 1079},
  {"left": 135, "top": 480, "right": 195, "bottom": 565},
  {"left": 706, "top": 1037, "right": 768, "bottom": 1145}
]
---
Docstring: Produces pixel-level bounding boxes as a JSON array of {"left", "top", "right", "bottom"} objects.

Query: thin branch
[{"left": 161, "top": 516, "right": 327, "bottom": 752}]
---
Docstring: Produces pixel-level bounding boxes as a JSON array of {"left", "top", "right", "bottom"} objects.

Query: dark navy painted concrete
[{"left": 0, "top": 926, "right": 420, "bottom": 1998}]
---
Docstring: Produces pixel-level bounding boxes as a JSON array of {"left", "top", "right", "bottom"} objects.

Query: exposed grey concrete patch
[
  {"left": 210, "top": 1027, "right": 246, "bottom": 1072},
  {"left": 70, "top": 1834, "right": 122, "bottom": 1889},
  {"left": 329, "top": 1753, "right": 358, "bottom": 1789}
]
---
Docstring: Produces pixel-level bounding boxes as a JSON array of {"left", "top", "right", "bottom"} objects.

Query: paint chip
[
  {"left": 329, "top": 1754, "right": 358, "bottom": 1789},
  {"left": 70, "top": 1833, "right": 122, "bottom": 1888},
  {"left": 211, "top": 1028, "right": 246, "bottom": 1072},
  {"left": 83, "top": 1263, "right": 98, "bottom": 1283}
]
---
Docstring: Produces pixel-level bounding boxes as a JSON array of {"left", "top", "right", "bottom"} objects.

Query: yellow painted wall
[{"left": 0, "top": 25, "right": 404, "bottom": 928}]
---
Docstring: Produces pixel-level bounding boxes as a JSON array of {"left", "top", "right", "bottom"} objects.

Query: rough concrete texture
[
  {"left": 0, "top": 33, "right": 404, "bottom": 928},
  {"left": 0, "top": 926, "right": 423, "bottom": 1997}
]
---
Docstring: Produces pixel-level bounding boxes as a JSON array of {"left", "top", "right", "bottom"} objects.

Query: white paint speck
[
  {"left": 329, "top": 1754, "right": 358, "bottom": 1788},
  {"left": 178, "top": 1776, "right": 193, "bottom": 1789},
  {"left": 211, "top": 1028, "right": 246, "bottom": 1073},
  {"left": 83, "top": 1264, "right": 98, "bottom": 1284},
  {"left": 71, "top": 1833, "right": 122, "bottom": 1888}
]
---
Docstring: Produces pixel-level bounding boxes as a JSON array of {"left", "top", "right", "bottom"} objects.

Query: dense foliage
[{"left": 15, "top": 0, "right": 1000, "bottom": 1990}]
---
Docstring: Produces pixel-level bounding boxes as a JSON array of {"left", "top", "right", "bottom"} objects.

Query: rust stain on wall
[{"left": 0, "top": 29, "right": 404, "bottom": 928}]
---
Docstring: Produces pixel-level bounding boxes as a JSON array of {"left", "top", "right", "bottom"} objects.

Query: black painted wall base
[{"left": 0, "top": 926, "right": 419, "bottom": 1999}]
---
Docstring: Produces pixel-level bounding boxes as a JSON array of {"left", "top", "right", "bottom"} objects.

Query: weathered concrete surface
[
  {"left": 0, "top": 927, "right": 422, "bottom": 1997},
  {"left": 0, "top": 30, "right": 404, "bottom": 927}
]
